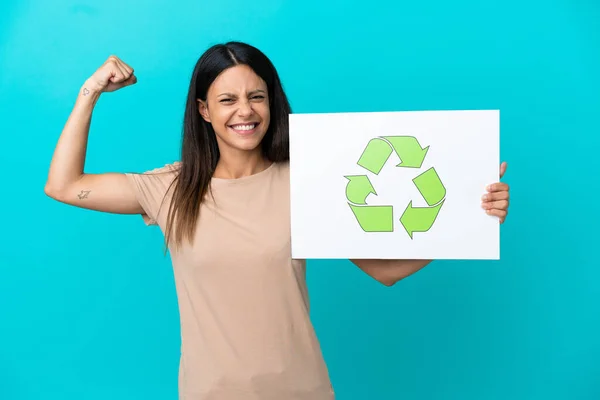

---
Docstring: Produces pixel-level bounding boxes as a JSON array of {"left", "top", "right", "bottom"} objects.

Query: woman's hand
[
  {"left": 83, "top": 55, "right": 137, "bottom": 95},
  {"left": 481, "top": 161, "right": 510, "bottom": 223}
]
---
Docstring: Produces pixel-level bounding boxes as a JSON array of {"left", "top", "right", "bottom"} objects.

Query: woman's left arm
[{"left": 352, "top": 162, "right": 510, "bottom": 286}]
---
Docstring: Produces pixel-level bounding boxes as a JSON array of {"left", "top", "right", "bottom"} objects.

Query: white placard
[{"left": 289, "top": 110, "right": 500, "bottom": 260}]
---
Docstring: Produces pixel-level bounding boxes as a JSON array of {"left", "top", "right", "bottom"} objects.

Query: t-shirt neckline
[{"left": 210, "top": 162, "right": 276, "bottom": 185}]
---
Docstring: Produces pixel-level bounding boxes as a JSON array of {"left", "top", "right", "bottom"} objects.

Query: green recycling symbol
[{"left": 344, "top": 136, "right": 446, "bottom": 239}]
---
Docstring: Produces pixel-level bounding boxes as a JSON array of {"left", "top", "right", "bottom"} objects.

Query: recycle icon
[{"left": 344, "top": 136, "right": 446, "bottom": 239}]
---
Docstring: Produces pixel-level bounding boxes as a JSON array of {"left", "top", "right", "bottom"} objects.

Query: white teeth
[{"left": 231, "top": 124, "right": 256, "bottom": 131}]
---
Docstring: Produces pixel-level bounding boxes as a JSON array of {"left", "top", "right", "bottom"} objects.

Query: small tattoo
[
  {"left": 83, "top": 88, "right": 90, "bottom": 96},
  {"left": 78, "top": 190, "right": 91, "bottom": 200}
]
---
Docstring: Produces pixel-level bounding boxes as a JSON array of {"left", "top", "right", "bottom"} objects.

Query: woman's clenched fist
[{"left": 84, "top": 55, "right": 137, "bottom": 95}]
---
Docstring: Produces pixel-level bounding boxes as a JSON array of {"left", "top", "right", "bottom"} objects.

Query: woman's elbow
[
  {"left": 375, "top": 275, "right": 402, "bottom": 287},
  {"left": 44, "top": 182, "right": 64, "bottom": 201}
]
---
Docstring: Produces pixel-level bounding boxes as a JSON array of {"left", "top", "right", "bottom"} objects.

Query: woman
[{"left": 44, "top": 41, "right": 510, "bottom": 399}]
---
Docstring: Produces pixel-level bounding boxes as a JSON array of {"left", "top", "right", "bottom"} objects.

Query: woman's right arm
[{"left": 44, "top": 55, "right": 141, "bottom": 215}]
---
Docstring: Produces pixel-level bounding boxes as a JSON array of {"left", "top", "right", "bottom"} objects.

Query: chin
[
  {"left": 228, "top": 127, "right": 267, "bottom": 150},
  {"left": 232, "top": 136, "right": 265, "bottom": 152}
]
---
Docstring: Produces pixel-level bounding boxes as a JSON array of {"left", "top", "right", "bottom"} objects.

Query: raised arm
[{"left": 44, "top": 55, "right": 141, "bottom": 215}]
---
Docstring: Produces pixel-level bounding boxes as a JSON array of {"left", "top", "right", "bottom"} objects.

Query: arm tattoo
[
  {"left": 77, "top": 190, "right": 91, "bottom": 200},
  {"left": 82, "top": 88, "right": 90, "bottom": 96}
]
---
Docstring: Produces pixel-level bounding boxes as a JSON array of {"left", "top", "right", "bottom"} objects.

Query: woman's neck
[{"left": 213, "top": 149, "right": 271, "bottom": 180}]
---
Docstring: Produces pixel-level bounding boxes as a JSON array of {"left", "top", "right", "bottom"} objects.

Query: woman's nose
[{"left": 237, "top": 100, "right": 253, "bottom": 117}]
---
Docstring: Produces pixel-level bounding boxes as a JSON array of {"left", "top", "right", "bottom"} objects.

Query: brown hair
[{"left": 162, "top": 41, "right": 291, "bottom": 253}]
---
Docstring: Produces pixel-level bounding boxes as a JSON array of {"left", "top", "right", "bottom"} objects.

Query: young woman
[{"left": 44, "top": 41, "right": 510, "bottom": 400}]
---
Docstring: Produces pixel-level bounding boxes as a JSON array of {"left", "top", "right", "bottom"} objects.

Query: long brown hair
[{"left": 162, "top": 41, "right": 291, "bottom": 253}]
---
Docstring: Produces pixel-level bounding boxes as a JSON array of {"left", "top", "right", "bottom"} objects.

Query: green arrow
[
  {"left": 384, "top": 136, "right": 429, "bottom": 168},
  {"left": 349, "top": 204, "right": 393, "bottom": 232},
  {"left": 357, "top": 138, "right": 393, "bottom": 175},
  {"left": 412, "top": 167, "right": 446, "bottom": 206},
  {"left": 344, "top": 175, "right": 377, "bottom": 205},
  {"left": 400, "top": 199, "right": 445, "bottom": 239}
]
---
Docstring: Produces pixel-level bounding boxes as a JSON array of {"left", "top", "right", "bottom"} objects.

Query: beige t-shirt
[{"left": 125, "top": 161, "right": 335, "bottom": 400}]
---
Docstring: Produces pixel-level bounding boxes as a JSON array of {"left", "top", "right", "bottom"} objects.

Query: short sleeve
[{"left": 124, "top": 162, "right": 181, "bottom": 226}]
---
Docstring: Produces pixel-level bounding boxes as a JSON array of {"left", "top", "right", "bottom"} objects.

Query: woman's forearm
[{"left": 44, "top": 81, "right": 102, "bottom": 195}]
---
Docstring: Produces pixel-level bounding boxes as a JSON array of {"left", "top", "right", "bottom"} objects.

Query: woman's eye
[
  {"left": 251, "top": 95, "right": 265, "bottom": 100},
  {"left": 220, "top": 98, "right": 233, "bottom": 103}
]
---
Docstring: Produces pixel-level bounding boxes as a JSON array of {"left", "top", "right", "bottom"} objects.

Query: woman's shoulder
[
  {"left": 271, "top": 160, "right": 290, "bottom": 181},
  {"left": 143, "top": 161, "right": 182, "bottom": 175},
  {"left": 124, "top": 161, "right": 181, "bottom": 193},
  {"left": 274, "top": 160, "right": 290, "bottom": 173}
]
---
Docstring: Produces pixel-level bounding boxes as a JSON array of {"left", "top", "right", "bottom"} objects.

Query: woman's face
[{"left": 198, "top": 64, "right": 270, "bottom": 155}]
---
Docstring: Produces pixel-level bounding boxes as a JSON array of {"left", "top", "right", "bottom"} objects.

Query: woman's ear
[{"left": 197, "top": 99, "right": 211, "bottom": 123}]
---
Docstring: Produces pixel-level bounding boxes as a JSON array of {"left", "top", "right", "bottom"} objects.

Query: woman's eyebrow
[{"left": 249, "top": 89, "right": 266, "bottom": 95}]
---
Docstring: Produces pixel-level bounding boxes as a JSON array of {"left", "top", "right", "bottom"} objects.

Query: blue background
[{"left": 1, "top": 0, "right": 599, "bottom": 399}]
